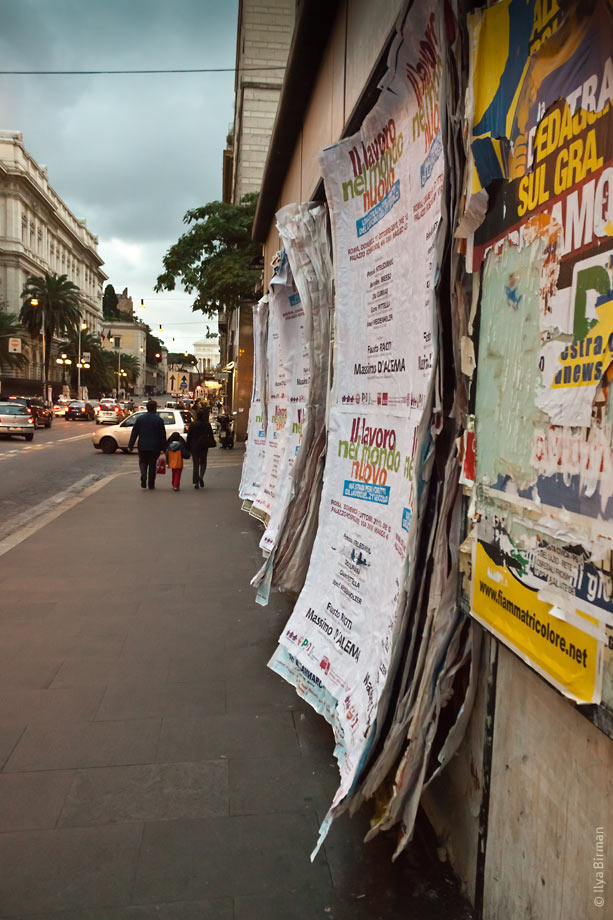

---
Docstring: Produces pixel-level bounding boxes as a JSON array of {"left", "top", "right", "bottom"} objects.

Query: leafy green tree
[
  {"left": 102, "top": 284, "right": 120, "bottom": 319},
  {"left": 20, "top": 273, "right": 81, "bottom": 384},
  {"left": 146, "top": 332, "right": 164, "bottom": 364},
  {"left": 0, "top": 308, "right": 28, "bottom": 373},
  {"left": 155, "top": 193, "right": 261, "bottom": 316}
]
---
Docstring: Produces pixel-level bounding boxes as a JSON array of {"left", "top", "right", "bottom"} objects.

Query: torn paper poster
[
  {"left": 465, "top": 0, "right": 613, "bottom": 257},
  {"left": 536, "top": 252, "right": 613, "bottom": 427},
  {"left": 471, "top": 534, "right": 604, "bottom": 704}
]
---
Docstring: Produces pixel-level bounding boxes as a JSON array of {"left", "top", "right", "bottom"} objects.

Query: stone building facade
[
  {"left": 0, "top": 130, "right": 107, "bottom": 388},
  {"left": 0, "top": 131, "right": 106, "bottom": 329}
]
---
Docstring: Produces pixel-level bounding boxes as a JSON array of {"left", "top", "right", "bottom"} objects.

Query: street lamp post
[
  {"left": 56, "top": 353, "right": 72, "bottom": 389},
  {"left": 77, "top": 321, "right": 87, "bottom": 398},
  {"left": 29, "top": 297, "right": 45, "bottom": 398}
]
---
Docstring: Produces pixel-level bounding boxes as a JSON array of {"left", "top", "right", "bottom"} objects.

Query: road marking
[
  {"left": 0, "top": 471, "right": 128, "bottom": 558},
  {"left": 0, "top": 432, "right": 91, "bottom": 460}
]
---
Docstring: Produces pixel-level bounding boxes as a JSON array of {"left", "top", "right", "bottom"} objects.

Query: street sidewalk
[{"left": 0, "top": 447, "right": 471, "bottom": 919}]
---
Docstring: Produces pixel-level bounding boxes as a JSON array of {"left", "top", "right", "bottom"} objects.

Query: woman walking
[{"left": 186, "top": 408, "right": 216, "bottom": 489}]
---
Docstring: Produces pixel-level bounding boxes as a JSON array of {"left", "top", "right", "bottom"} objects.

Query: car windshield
[
  {"left": 71, "top": 401, "right": 86, "bottom": 407},
  {"left": 0, "top": 404, "right": 28, "bottom": 416}
]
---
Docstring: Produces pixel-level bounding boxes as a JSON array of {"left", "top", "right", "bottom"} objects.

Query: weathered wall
[
  {"left": 484, "top": 646, "right": 613, "bottom": 920},
  {"left": 262, "top": 0, "right": 403, "bottom": 286}
]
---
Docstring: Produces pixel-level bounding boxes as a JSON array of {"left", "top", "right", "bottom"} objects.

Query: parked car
[
  {"left": 65, "top": 400, "right": 96, "bottom": 421},
  {"left": 7, "top": 396, "right": 53, "bottom": 429},
  {"left": 96, "top": 403, "right": 126, "bottom": 424},
  {"left": 0, "top": 401, "right": 35, "bottom": 440},
  {"left": 92, "top": 408, "right": 193, "bottom": 454}
]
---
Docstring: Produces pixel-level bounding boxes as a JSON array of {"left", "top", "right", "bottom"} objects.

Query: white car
[{"left": 92, "top": 408, "right": 193, "bottom": 454}]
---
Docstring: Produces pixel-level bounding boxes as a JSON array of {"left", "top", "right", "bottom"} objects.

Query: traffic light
[{"left": 154, "top": 352, "right": 162, "bottom": 362}]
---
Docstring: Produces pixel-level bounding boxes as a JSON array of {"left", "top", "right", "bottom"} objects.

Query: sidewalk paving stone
[
  {"left": 3, "top": 718, "right": 162, "bottom": 773},
  {"left": 57, "top": 761, "right": 228, "bottom": 826}
]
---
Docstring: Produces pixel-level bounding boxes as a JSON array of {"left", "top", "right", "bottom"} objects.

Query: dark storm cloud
[{"left": 0, "top": 0, "right": 237, "bottom": 242}]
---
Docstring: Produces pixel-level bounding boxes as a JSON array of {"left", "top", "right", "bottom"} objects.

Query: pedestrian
[
  {"left": 186, "top": 407, "right": 216, "bottom": 489},
  {"left": 167, "top": 433, "right": 188, "bottom": 491},
  {"left": 128, "top": 399, "right": 167, "bottom": 490}
]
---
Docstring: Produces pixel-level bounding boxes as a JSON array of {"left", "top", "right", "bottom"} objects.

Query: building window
[{"left": 113, "top": 336, "right": 121, "bottom": 349}]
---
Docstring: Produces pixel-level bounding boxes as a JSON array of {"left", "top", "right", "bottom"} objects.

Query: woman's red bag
[{"left": 156, "top": 455, "right": 166, "bottom": 475}]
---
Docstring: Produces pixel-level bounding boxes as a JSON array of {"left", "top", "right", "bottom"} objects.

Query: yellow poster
[{"left": 471, "top": 541, "right": 602, "bottom": 703}]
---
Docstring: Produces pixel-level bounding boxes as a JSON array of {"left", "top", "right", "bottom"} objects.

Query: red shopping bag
[{"left": 156, "top": 455, "right": 166, "bottom": 475}]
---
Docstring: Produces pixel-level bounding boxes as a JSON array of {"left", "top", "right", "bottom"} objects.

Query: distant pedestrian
[
  {"left": 128, "top": 399, "right": 167, "bottom": 490},
  {"left": 186, "top": 407, "right": 216, "bottom": 489},
  {"left": 167, "top": 433, "right": 189, "bottom": 491}
]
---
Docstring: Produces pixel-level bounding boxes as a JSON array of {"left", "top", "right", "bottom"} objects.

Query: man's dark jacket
[{"left": 128, "top": 412, "right": 167, "bottom": 452}]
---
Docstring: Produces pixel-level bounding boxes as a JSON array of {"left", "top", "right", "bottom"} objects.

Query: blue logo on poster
[
  {"left": 401, "top": 507, "right": 412, "bottom": 532},
  {"left": 343, "top": 480, "right": 390, "bottom": 505},
  {"left": 289, "top": 292, "right": 301, "bottom": 307},
  {"left": 420, "top": 134, "right": 442, "bottom": 187},
  {"left": 356, "top": 180, "right": 400, "bottom": 238}
]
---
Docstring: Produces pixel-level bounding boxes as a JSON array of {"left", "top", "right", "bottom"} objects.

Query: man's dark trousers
[{"left": 139, "top": 450, "right": 159, "bottom": 488}]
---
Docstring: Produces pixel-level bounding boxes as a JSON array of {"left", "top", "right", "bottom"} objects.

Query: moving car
[
  {"left": 96, "top": 403, "right": 126, "bottom": 424},
  {"left": 0, "top": 401, "right": 35, "bottom": 440},
  {"left": 53, "top": 395, "right": 72, "bottom": 417},
  {"left": 92, "top": 408, "right": 193, "bottom": 454},
  {"left": 7, "top": 396, "right": 53, "bottom": 429},
  {"left": 65, "top": 400, "right": 96, "bottom": 421}
]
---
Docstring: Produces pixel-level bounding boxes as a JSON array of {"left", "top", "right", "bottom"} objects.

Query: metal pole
[
  {"left": 117, "top": 347, "right": 121, "bottom": 397},
  {"left": 41, "top": 305, "right": 46, "bottom": 399},
  {"left": 77, "top": 324, "right": 81, "bottom": 398}
]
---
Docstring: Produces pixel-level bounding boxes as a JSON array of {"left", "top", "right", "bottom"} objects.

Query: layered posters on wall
[
  {"left": 239, "top": 297, "right": 269, "bottom": 505},
  {"left": 269, "top": 0, "right": 444, "bottom": 847},
  {"left": 250, "top": 254, "right": 310, "bottom": 552},
  {"left": 465, "top": 0, "right": 613, "bottom": 703}
]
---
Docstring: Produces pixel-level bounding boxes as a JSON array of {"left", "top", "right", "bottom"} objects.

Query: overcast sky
[{"left": 0, "top": 0, "right": 239, "bottom": 352}]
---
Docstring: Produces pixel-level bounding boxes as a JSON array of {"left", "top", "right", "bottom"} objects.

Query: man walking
[{"left": 128, "top": 399, "right": 167, "bottom": 490}]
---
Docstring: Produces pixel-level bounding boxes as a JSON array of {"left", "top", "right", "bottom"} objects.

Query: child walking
[{"left": 167, "top": 434, "right": 188, "bottom": 491}]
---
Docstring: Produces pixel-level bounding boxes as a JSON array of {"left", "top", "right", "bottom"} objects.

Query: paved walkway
[{"left": 0, "top": 448, "right": 471, "bottom": 919}]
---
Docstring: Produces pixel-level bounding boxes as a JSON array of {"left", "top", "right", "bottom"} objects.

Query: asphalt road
[{"left": 0, "top": 417, "right": 131, "bottom": 538}]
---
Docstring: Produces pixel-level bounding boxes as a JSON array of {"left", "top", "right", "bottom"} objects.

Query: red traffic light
[{"left": 154, "top": 352, "right": 161, "bottom": 360}]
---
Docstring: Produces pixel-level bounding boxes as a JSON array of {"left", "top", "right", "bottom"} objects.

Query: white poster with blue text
[{"left": 271, "top": 0, "right": 443, "bottom": 827}]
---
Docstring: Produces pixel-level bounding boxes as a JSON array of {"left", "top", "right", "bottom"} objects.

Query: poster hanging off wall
[
  {"left": 251, "top": 256, "right": 308, "bottom": 536},
  {"left": 269, "top": 0, "right": 444, "bottom": 845},
  {"left": 239, "top": 297, "right": 268, "bottom": 505}
]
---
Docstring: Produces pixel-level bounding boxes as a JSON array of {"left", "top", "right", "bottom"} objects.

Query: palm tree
[
  {"left": 118, "top": 353, "right": 141, "bottom": 388},
  {"left": 62, "top": 329, "right": 114, "bottom": 394},
  {"left": 0, "top": 308, "right": 28, "bottom": 373},
  {"left": 20, "top": 273, "right": 82, "bottom": 385}
]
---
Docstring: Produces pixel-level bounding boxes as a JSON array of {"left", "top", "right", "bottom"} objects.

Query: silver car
[{"left": 0, "top": 401, "right": 35, "bottom": 440}]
